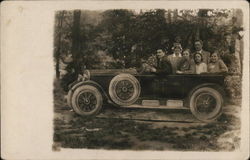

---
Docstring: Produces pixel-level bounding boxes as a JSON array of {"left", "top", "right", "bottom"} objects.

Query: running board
[{"left": 121, "top": 104, "right": 189, "bottom": 110}]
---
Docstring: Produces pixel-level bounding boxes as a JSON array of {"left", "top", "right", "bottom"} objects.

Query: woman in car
[
  {"left": 139, "top": 59, "right": 157, "bottom": 73},
  {"left": 167, "top": 43, "right": 183, "bottom": 74},
  {"left": 193, "top": 52, "right": 207, "bottom": 74},
  {"left": 208, "top": 52, "right": 228, "bottom": 73},
  {"left": 176, "top": 49, "right": 195, "bottom": 74}
]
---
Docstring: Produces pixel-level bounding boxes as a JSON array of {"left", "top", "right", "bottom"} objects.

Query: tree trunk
[
  {"left": 239, "top": 38, "right": 243, "bottom": 73},
  {"left": 195, "top": 9, "right": 206, "bottom": 41},
  {"left": 173, "top": 9, "right": 178, "bottom": 22},
  {"left": 167, "top": 10, "right": 171, "bottom": 24},
  {"left": 71, "top": 10, "right": 81, "bottom": 75},
  {"left": 55, "top": 11, "right": 65, "bottom": 79},
  {"left": 186, "top": 29, "right": 194, "bottom": 49}
]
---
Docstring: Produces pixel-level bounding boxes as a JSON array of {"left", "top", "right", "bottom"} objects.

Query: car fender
[{"left": 69, "top": 80, "right": 110, "bottom": 101}]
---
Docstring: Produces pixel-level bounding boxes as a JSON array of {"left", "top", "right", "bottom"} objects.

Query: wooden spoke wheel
[
  {"left": 109, "top": 74, "right": 141, "bottom": 106},
  {"left": 71, "top": 85, "right": 103, "bottom": 116},
  {"left": 190, "top": 87, "right": 223, "bottom": 122}
]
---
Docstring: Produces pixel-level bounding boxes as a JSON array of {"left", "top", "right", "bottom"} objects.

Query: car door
[
  {"left": 137, "top": 74, "right": 161, "bottom": 98},
  {"left": 138, "top": 74, "right": 184, "bottom": 99},
  {"left": 160, "top": 74, "right": 184, "bottom": 99}
]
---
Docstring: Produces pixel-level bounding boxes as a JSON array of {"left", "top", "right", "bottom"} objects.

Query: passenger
[
  {"left": 139, "top": 53, "right": 157, "bottom": 73},
  {"left": 146, "top": 53, "right": 158, "bottom": 72},
  {"left": 208, "top": 52, "right": 228, "bottom": 73},
  {"left": 193, "top": 52, "right": 207, "bottom": 74},
  {"left": 167, "top": 43, "right": 183, "bottom": 74},
  {"left": 176, "top": 49, "right": 195, "bottom": 74},
  {"left": 154, "top": 49, "right": 172, "bottom": 74},
  {"left": 192, "top": 40, "right": 210, "bottom": 64},
  {"left": 139, "top": 60, "right": 157, "bottom": 73}
]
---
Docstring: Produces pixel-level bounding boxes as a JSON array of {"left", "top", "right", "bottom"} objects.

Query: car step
[
  {"left": 121, "top": 100, "right": 188, "bottom": 110},
  {"left": 121, "top": 104, "right": 189, "bottom": 110}
]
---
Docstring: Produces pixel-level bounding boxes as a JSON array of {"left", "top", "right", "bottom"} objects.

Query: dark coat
[
  {"left": 156, "top": 56, "right": 173, "bottom": 75},
  {"left": 178, "top": 57, "right": 195, "bottom": 74}
]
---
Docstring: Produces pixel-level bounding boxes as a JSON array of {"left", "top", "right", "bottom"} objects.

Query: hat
[
  {"left": 172, "top": 43, "right": 182, "bottom": 50},
  {"left": 63, "top": 54, "right": 73, "bottom": 63}
]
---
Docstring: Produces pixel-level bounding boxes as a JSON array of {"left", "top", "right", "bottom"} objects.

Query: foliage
[
  {"left": 225, "top": 75, "right": 242, "bottom": 99},
  {"left": 54, "top": 9, "right": 244, "bottom": 97},
  {"left": 100, "top": 10, "right": 136, "bottom": 68},
  {"left": 54, "top": 9, "right": 243, "bottom": 68}
]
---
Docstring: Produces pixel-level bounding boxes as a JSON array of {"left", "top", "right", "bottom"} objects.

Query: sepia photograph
[
  {"left": 1, "top": 1, "right": 249, "bottom": 160},
  {"left": 53, "top": 8, "right": 244, "bottom": 151}
]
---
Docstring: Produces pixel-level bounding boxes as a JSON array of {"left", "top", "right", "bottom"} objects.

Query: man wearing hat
[{"left": 60, "top": 54, "right": 78, "bottom": 92}]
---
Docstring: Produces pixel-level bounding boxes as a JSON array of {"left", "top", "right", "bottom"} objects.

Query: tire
[
  {"left": 67, "top": 89, "right": 73, "bottom": 108},
  {"left": 71, "top": 85, "right": 103, "bottom": 116},
  {"left": 109, "top": 74, "right": 141, "bottom": 106},
  {"left": 189, "top": 87, "right": 223, "bottom": 122},
  {"left": 66, "top": 81, "right": 79, "bottom": 108}
]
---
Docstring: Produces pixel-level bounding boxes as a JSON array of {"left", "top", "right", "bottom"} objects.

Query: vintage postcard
[{"left": 1, "top": 1, "right": 249, "bottom": 159}]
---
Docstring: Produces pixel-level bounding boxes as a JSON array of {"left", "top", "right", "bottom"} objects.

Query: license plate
[
  {"left": 142, "top": 100, "right": 160, "bottom": 106},
  {"left": 166, "top": 100, "right": 183, "bottom": 107}
]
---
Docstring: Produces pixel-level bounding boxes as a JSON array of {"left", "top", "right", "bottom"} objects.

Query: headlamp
[{"left": 83, "top": 69, "right": 90, "bottom": 81}]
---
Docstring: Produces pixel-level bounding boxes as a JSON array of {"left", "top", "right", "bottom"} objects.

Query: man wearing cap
[
  {"left": 60, "top": 54, "right": 78, "bottom": 92},
  {"left": 192, "top": 40, "right": 210, "bottom": 64}
]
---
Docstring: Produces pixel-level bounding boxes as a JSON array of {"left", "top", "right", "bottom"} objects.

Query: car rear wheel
[
  {"left": 109, "top": 73, "right": 141, "bottom": 106},
  {"left": 190, "top": 87, "right": 223, "bottom": 122},
  {"left": 71, "top": 85, "right": 103, "bottom": 116}
]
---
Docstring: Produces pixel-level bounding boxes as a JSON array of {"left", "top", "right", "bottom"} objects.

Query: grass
[{"left": 54, "top": 114, "right": 236, "bottom": 150}]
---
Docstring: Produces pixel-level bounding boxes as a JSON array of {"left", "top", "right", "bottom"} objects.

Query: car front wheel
[
  {"left": 189, "top": 87, "right": 223, "bottom": 122},
  {"left": 71, "top": 85, "right": 103, "bottom": 116}
]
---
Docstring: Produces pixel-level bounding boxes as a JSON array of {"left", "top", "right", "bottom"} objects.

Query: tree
[
  {"left": 54, "top": 9, "right": 244, "bottom": 98},
  {"left": 54, "top": 11, "right": 65, "bottom": 79},
  {"left": 100, "top": 9, "right": 136, "bottom": 68},
  {"left": 71, "top": 10, "right": 81, "bottom": 75}
]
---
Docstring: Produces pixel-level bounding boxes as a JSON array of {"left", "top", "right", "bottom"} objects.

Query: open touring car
[{"left": 66, "top": 69, "right": 226, "bottom": 122}]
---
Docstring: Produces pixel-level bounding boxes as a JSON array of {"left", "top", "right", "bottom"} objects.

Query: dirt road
[{"left": 53, "top": 80, "right": 241, "bottom": 151}]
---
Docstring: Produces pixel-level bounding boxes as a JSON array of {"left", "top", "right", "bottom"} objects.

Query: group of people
[{"left": 140, "top": 40, "right": 228, "bottom": 75}]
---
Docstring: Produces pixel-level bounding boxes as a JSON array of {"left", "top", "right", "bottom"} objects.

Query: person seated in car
[
  {"left": 176, "top": 49, "right": 195, "bottom": 74},
  {"left": 138, "top": 52, "right": 158, "bottom": 73},
  {"left": 193, "top": 52, "right": 207, "bottom": 74},
  {"left": 152, "top": 49, "right": 172, "bottom": 74},
  {"left": 167, "top": 43, "right": 183, "bottom": 74},
  {"left": 192, "top": 40, "right": 210, "bottom": 64},
  {"left": 139, "top": 49, "right": 172, "bottom": 74},
  {"left": 139, "top": 59, "right": 157, "bottom": 73},
  {"left": 208, "top": 52, "right": 228, "bottom": 73}
]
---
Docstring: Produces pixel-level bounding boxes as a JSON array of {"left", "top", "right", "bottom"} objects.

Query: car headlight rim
[{"left": 83, "top": 69, "right": 90, "bottom": 81}]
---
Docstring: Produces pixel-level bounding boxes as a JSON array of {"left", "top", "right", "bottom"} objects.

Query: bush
[{"left": 224, "top": 75, "right": 242, "bottom": 99}]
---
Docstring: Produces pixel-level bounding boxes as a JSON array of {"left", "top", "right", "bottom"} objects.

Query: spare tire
[{"left": 109, "top": 74, "right": 141, "bottom": 106}]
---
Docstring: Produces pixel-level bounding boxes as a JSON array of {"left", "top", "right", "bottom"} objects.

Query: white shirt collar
[
  {"left": 197, "top": 49, "right": 203, "bottom": 53},
  {"left": 173, "top": 53, "right": 182, "bottom": 57}
]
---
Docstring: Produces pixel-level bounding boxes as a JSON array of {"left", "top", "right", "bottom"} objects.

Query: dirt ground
[{"left": 53, "top": 80, "right": 241, "bottom": 151}]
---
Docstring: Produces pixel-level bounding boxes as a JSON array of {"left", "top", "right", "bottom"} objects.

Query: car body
[{"left": 67, "top": 69, "right": 226, "bottom": 122}]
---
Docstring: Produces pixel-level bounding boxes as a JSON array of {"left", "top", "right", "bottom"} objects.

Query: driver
[
  {"left": 139, "top": 49, "right": 172, "bottom": 75},
  {"left": 154, "top": 49, "right": 172, "bottom": 75}
]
